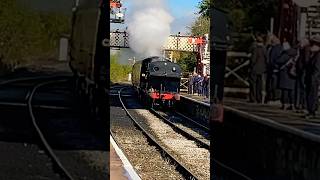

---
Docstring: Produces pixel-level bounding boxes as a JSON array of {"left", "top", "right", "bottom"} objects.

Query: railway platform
[
  {"left": 180, "top": 92, "right": 210, "bottom": 105},
  {"left": 213, "top": 97, "right": 320, "bottom": 179},
  {"left": 180, "top": 92, "right": 320, "bottom": 179},
  {"left": 110, "top": 135, "right": 141, "bottom": 180},
  {"left": 223, "top": 98, "right": 320, "bottom": 133}
]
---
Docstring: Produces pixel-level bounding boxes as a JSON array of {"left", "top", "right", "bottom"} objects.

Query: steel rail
[
  {"left": 149, "top": 108, "right": 210, "bottom": 150},
  {"left": 0, "top": 75, "right": 70, "bottom": 86},
  {"left": 118, "top": 87, "right": 199, "bottom": 180},
  {"left": 150, "top": 98, "right": 253, "bottom": 180},
  {"left": 174, "top": 111, "right": 210, "bottom": 131},
  {"left": 27, "top": 79, "right": 74, "bottom": 180}
]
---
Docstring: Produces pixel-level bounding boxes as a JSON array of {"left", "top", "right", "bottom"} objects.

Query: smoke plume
[{"left": 127, "top": 0, "right": 173, "bottom": 57}]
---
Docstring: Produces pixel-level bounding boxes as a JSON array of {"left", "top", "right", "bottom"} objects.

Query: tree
[
  {"left": 110, "top": 53, "right": 132, "bottom": 82},
  {"left": 0, "top": 0, "right": 71, "bottom": 71},
  {"left": 214, "top": 0, "right": 278, "bottom": 34},
  {"left": 174, "top": 0, "right": 210, "bottom": 74},
  {"left": 189, "top": 16, "right": 210, "bottom": 36},
  {"left": 175, "top": 52, "right": 197, "bottom": 74},
  {"left": 198, "top": 0, "right": 212, "bottom": 18}
]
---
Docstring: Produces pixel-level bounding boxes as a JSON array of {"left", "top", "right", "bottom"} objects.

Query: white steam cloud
[{"left": 127, "top": 0, "right": 173, "bottom": 57}]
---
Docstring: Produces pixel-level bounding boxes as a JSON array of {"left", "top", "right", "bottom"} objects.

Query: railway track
[
  {"left": 149, "top": 108, "right": 210, "bottom": 149},
  {"left": 0, "top": 75, "right": 107, "bottom": 180},
  {"left": 111, "top": 84, "right": 254, "bottom": 180},
  {"left": 149, "top": 104, "right": 253, "bottom": 180},
  {"left": 150, "top": 108, "right": 256, "bottom": 180},
  {"left": 110, "top": 85, "right": 209, "bottom": 179},
  {"left": 27, "top": 79, "right": 74, "bottom": 180},
  {"left": 118, "top": 87, "right": 200, "bottom": 179},
  {"left": 0, "top": 76, "right": 74, "bottom": 179}
]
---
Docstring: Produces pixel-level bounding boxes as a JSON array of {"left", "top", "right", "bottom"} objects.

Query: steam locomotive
[{"left": 132, "top": 56, "right": 182, "bottom": 108}]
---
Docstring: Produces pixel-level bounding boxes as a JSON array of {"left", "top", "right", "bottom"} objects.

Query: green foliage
[
  {"left": 190, "top": 16, "right": 210, "bottom": 36},
  {"left": 0, "top": 0, "right": 71, "bottom": 71},
  {"left": 110, "top": 53, "right": 132, "bottom": 83},
  {"left": 215, "top": 0, "right": 278, "bottom": 34},
  {"left": 214, "top": 0, "right": 278, "bottom": 51},
  {"left": 177, "top": 0, "right": 210, "bottom": 73},
  {"left": 175, "top": 52, "right": 197, "bottom": 74},
  {"left": 198, "top": 0, "right": 212, "bottom": 17}
]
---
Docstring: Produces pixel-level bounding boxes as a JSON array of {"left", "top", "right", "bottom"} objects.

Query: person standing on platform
[
  {"left": 305, "top": 35, "right": 320, "bottom": 119},
  {"left": 265, "top": 35, "right": 283, "bottom": 104},
  {"left": 202, "top": 75, "right": 208, "bottom": 97},
  {"left": 295, "top": 38, "right": 310, "bottom": 112},
  {"left": 248, "top": 35, "right": 267, "bottom": 103},
  {"left": 192, "top": 73, "right": 198, "bottom": 95},
  {"left": 188, "top": 73, "right": 193, "bottom": 94},
  {"left": 197, "top": 74, "right": 204, "bottom": 96},
  {"left": 275, "top": 44, "right": 297, "bottom": 110}
]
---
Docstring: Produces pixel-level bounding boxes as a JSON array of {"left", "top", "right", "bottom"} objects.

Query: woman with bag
[{"left": 275, "top": 46, "right": 298, "bottom": 110}]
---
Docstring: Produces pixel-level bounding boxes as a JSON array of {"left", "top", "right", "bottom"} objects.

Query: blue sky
[{"left": 112, "top": 0, "right": 201, "bottom": 34}]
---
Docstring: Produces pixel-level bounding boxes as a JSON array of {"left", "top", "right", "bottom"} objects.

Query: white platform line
[{"left": 110, "top": 135, "right": 141, "bottom": 180}]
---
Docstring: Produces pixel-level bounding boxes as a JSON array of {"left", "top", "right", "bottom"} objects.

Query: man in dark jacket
[
  {"left": 295, "top": 38, "right": 310, "bottom": 112},
  {"left": 305, "top": 35, "right": 320, "bottom": 119},
  {"left": 265, "top": 35, "right": 283, "bottom": 103},
  {"left": 249, "top": 36, "right": 267, "bottom": 103},
  {"left": 188, "top": 73, "right": 193, "bottom": 94}
]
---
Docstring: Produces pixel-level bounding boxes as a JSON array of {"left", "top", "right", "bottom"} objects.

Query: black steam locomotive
[{"left": 132, "top": 56, "right": 182, "bottom": 108}]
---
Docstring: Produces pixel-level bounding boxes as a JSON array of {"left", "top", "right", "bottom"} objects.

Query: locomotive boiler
[{"left": 132, "top": 56, "right": 182, "bottom": 107}]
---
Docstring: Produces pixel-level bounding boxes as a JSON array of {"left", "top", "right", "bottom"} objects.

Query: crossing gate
[
  {"left": 180, "top": 78, "right": 189, "bottom": 92},
  {"left": 224, "top": 52, "right": 250, "bottom": 88}
]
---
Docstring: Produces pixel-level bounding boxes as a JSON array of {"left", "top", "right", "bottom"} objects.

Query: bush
[{"left": 110, "top": 53, "right": 132, "bottom": 83}]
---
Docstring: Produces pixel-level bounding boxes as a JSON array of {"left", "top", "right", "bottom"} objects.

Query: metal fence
[{"left": 224, "top": 52, "right": 250, "bottom": 88}]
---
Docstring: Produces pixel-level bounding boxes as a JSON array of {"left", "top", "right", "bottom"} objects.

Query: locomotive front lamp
[{"left": 172, "top": 67, "right": 176, "bottom": 72}]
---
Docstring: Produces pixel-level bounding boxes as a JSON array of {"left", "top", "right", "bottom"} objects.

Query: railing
[
  {"left": 225, "top": 52, "right": 250, "bottom": 88},
  {"left": 180, "top": 78, "right": 188, "bottom": 92}
]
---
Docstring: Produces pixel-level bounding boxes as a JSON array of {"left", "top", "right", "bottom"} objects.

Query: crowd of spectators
[
  {"left": 248, "top": 34, "right": 320, "bottom": 119},
  {"left": 187, "top": 72, "right": 210, "bottom": 98}
]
